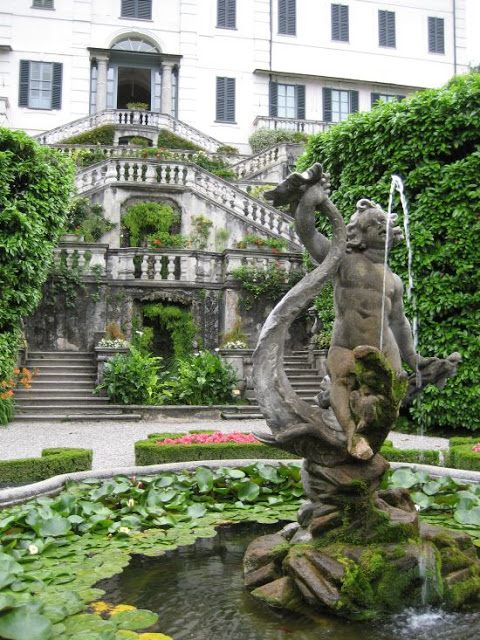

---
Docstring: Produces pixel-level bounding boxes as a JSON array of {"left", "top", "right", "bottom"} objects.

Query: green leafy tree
[
  {"left": 0, "top": 129, "right": 75, "bottom": 380},
  {"left": 297, "top": 72, "right": 480, "bottom": 431}
]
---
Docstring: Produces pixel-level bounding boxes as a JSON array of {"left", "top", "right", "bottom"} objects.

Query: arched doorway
[{"left": 89, "top": 36, "right": 179, "bottom": 115}]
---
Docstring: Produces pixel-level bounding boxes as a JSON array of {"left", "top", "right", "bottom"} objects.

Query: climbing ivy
[
  {"left": 142, "top": 303, "right": 197, "bottom": 359},
  {"left": 297, "top": 72, "right": 480, "bottom": 432}
]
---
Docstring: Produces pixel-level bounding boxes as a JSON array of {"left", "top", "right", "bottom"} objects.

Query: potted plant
[{"left": 126, "top": 102, "right": 149, "bottom": 111}]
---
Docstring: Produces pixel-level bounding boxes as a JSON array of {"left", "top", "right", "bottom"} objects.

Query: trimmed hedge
[
  {"left": 134, "top": 432, "right": 441, "bottom": 467},
  {"left": 448, "top": 444, "right": 480, "bottom": 472},
  {"left": 61, "top": 125, "right": 115, "bottom": 145},
  {"left": 0, "top": 448, "right": 92, "bottom": 484}
]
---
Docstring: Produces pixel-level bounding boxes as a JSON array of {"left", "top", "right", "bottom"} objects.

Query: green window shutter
[
  {"left": 226, "top": 77, "right": 235, "bottom": 122},
  {"left": 379, "top": 11, "right": 395, "bottom": 47},
  {"left": 350, "top": 90, "right": 359, "bottom": 113},
  {"left": 121, "top": 0, "right": 135, "bottom": 16},
  {"left": 323, "top": 88, "right": 332, "bottom": 122},
  {"left": 269, "top": 81, "right": 278, "bottom": 117},
  {"left": 428, "top": 17, "right": 444, "bottom": 53},
  {"left": 19, "top": 60, "right": 30, "bottom": 107},
  {"left": 137, "top": 0, "right": 152, "bottom": 19},
  {"left": 217, "top": 0, "right": 226, "bottom": 27},
  {"left": 332, "top": 4, "right": 348, "bottom": 42},
  {"left": 396, "top": 94, "right": 406, "bottom": 102},
  {"left": 279, "top": 0, "right": 295, "bottom": 35},
  {"left": 52, "top": 63, "right": 63, "bottom": 109},
  {"left": 216, "top": 77, "right": 235, "bottom": 121},
  {"left": 296, "top": 85, "right": 305, "bottom": 119},
  {"left": 371, "top": 92, "right": 381, "bottom": 106}
]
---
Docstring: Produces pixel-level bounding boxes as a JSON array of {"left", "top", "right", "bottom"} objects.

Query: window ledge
[
  {"left": 216, "top": 26, "right": 238, "bottom": 30},
  {"left": 119, "top": 16, "right": 153, "bottom": 22},
  {"left": 215, "top": 120, "right": 237, "bottom": 124},
  {"left": 31, "top": 6, "right": 55, "bottom": 10}
]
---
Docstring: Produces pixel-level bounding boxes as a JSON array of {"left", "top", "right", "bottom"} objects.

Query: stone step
[
  {"left": 13, "top": 413, "right": 143, "bottom": 422},
  {"left": 28, "top": 366, "right": 96, "bottom": 375},
  {"left": 15, "top": 395, "right": 108, "bottom": 404},
  {"left": 29, "top": 374, "right": 95, "bottom": 383},
  {"left": 14, "top": 404, "right": 127, "bottom": 415},
  {"left": 28, "top": 351, "right": 94, "bottom": 358},
  {"left": 221, "top": 411, "right": 264, "bottom": 420}
]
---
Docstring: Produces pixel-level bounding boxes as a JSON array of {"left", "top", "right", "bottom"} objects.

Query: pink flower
[{"left": 156, "top": 432, "right": 258, "bottom": 446}]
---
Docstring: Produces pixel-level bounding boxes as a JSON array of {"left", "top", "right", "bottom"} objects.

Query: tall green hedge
[
  {"left": 60, "top": 125, "right": 115, "bottom": 145},
  {"left": 297, "top": 72, "right": 480, "bottom": 432},
  {"left": 0, "top": 130, "right": 75, "bottom": 379}
]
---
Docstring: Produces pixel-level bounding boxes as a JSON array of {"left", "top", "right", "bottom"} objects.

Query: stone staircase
[
  {"left": 14, "top": 352, "right": 142, "bottom": 421},
  {"left": 222, "top": 350, "right": 325, "bottom": 419}
]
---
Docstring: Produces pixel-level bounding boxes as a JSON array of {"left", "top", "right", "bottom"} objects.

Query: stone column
[
  {"left": 96, "top": 54, "right": 110, "bottom": 113},
  {"left": 161, "top": 61, "right": 174, "bottom": 115}
]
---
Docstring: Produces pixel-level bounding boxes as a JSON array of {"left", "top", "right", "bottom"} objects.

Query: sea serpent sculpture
[{"left": 244, "top": 164, "right": 473, "bottom": 618}]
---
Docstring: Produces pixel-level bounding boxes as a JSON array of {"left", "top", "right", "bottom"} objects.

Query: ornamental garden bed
[
  {"left": 0, "top": 448, "right": 92, "bottom": 484},
  {"left": 134, "top": 431, "right": 441, "bottom": 467}
]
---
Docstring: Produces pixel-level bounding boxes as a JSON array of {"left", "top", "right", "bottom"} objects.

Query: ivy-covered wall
[{"left": 297, "top": 72, "right": 480, "bottom": 432}]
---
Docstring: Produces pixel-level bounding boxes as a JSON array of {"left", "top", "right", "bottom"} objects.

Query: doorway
[{"left": 117, "top": 67, "right": 151, "bottom": 109}]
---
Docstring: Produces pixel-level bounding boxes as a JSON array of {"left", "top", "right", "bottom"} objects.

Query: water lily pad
[
  {"left": 0, "top": 594, "right": 16, "bottom": 612},
  {"left": 115, "top": 631, "right": 138, "bottom": 638},
  {"left": 195, "top": 467, "right": 214, "bottom": 493},
  {"left": 64, "top": 613, "right": 117, "bottom": 633},
  {"left": 111, "top": 609, "right": 159, "bottom": 631},
  {"left": 138, "top": 635, "right": 173, "bottom": 640},
  {"left": 0, "top": 606, "right": 52, "bottom": 640},
  {"left": 38, "top": 517, "right": 72, "bottom": 537}
]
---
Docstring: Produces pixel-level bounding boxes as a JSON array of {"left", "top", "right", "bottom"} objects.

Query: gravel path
[{"left": 1, "top": 418, "right": 449, "bottom": 470}]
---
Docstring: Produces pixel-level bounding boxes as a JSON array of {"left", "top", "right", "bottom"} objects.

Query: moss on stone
[
  {"left": 440, "top": 547, "right": 475, "bottom": 575},
  {"left": 445, "top": 570, "right": 480, "bottom": 608}
]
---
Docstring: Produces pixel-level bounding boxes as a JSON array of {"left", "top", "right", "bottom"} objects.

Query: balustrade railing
[
  {"left": 53, "top": 246, "right": 304, "bottom": 285},
  {"left": 35, "top": 109, "right": 224, "bottom": 152},
  {"left": 253, "top": 116, "right": 332, "bottom": 135},
  {"left": 231, "top": 144, "right": 288, "bottom": 179},
  {"left": 75, "top": 158, "right": 299, "bottom": 246}
]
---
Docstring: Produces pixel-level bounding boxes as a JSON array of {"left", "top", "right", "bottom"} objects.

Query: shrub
[
  {"left": 157, "top": 130, "right": 203, "bottom": 151},
  {"left": 71, "top": 147, "right": 108, "bottom": 168},
  {"left": 122, "top": 202, "right": 177, "bottom": 247},
  {"left": 190, "top": 214, "right": 213, "bottom": 249},
  {"left": 60, "top": 125, "right": 115, "bottom": 145},
  {"left": 66, "top": 197, "right": 114, "bottom": 242},
  {"left": 190, "top": 152, "right": 235, "bottom": 179},
  {"left": 160, "top": 350, "right": 239, "bottom": 405},
  {"left": 149, "top": 232, "right": 189, "bottom": 249},
  {"left": 232, "top": 262, "right": 303, "bottom": 310},
  {"left": 0, "top": 129, "right": 74, "bottom": 381},
  {"left": 216, "top": 145, "right": 239, "bottom": 155},
  {"left": 128, "top": 136, "right": 150, "bottom": 147},
  {"left": 236, "top": 234, "right": 287, "bottom": 251},
  {"left": 0, "top": 448, "right": 92, "bottom": 484},
  {"left": 95, "top": 347, "right": 162, "bottom": 405},
  {"left": 297, "top": 72, "right": 480, "bottom": 432},
  {"left": 249, "top": 129, "right": 309, "bottom": 154}
]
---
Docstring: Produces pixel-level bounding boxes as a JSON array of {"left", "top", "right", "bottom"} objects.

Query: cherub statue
[{"left": 265, "top": 164, "right": 460, "bottom": 460}]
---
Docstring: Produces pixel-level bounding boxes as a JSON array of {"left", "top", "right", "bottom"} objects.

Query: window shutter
[
  {"left": 428, "top": 17, "right": 444, "bottom": 53},
  {"left": 331, "top": 4, "right": 340, "bottom": 40},
  {"left": 350, "top": 90, "right": 359, "bottom": 113},
  {"left": 19, "top": 60, "right": 30, "bottom": 107},
  {"left": 137, "top": 0, "right": 152, "bottom": 20},
  {"left": 227, "top": 0, "right": 236, "bottom": 28},
  {"left": 51, "top": 63, "right": 63, "bottom": 109},
  {"left": 121, "top": 0, "right": 135, "bottom": 17},
  {"left": 387, "top": 11, "right": 395, "bottom": 47},
  {"left": 396, "top": 94, "right": 406, "bottom": 102},
  {"left": 323, "top": 88, "right": 332, "bottom": 122},
  {"left": 371, "top": 92, "right": 380, "bottom": 106},
  {"left": 217, "top": 0, "right": 226, "bottom": 27},
  {"left": 279, "top": 0, "right": 287, "bottom": 34},
  {"left": 216, "top": 77, "right": 225, "bottom": 121},
  {"left": 340, "top": 5, "right": 349, "bottom": 41},
  {"left": 226, "top": 77, "right": 235, "bottom": 122},
  {"left": 33, "top": 0, "right": 54, "bottom": 7},
  {"left": 296, "top": 85, "right": 305, "bottom": 119},
  {"left": 269, "top": 81, "right": 278, "bottom": 117},
  {"left": 287, "top": 0, "right": 296, "bottom": 35},
  {"left": 437, "top": 19, "right": 445, "bottom": 53}
]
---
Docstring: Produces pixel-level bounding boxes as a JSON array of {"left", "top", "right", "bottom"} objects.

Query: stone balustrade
[
  {"left": 35, "top": 109, "right": 223, "bottom": 152},
  {"left": 75, "top": 158, "right": 299, "bottom": 246},
  {"left": 231, "top": 144, "right": 288, "bottom": 179},
  {"left": 53, "top": 246, "right": 304, "bottom": 285},
  {"left": 253, "top": 116, "right": 333, "bottom": 135}
]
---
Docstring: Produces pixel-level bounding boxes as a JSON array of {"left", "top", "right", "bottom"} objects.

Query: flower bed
[
  {"left": 135, "top": 431, "right": 296, "bottom": 466},
  {"left": 0, "top": 448, "right": 92, "bottom": 484}
]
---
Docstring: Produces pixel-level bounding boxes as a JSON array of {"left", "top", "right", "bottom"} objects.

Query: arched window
[{"left": 111, "top": 37, "right": 160, "bottom": 53}]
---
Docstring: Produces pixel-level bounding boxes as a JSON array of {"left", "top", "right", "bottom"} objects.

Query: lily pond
[{"left": 0, "top": 463, "right": 479, "bottom": 640}]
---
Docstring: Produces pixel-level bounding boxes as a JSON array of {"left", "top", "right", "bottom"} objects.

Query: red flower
[{"left": 156, "top": 431, "right": 258, "bottom": 446}]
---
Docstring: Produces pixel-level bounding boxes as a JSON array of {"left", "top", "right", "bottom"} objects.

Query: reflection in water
[{"left": 96, "top": 524, "right": 480, "bottom": 640}]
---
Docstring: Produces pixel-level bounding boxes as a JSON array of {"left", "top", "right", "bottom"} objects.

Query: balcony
[{"left": 253, "top": 116, "right": 333, "bottom": 135}]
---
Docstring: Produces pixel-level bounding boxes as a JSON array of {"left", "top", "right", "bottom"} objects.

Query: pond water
[{"left": 97, "top": 523, "right": 480, "bottom": 640}]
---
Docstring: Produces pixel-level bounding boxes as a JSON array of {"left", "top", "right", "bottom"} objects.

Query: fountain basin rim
[{"left": 0, "top": 460, "right": 479, "bottom": 508}]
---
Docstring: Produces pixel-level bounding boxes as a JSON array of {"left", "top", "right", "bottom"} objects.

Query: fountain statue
[{"left": 243, "top": 164, "right": 477, "bottom": 618}]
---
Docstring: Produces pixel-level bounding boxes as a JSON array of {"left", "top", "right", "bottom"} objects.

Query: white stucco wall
[{"left": 0, "top": 0, "right": 471, "bottom": 149}]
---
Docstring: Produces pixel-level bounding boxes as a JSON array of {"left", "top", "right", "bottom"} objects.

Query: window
[
  {"left": 323, "top": 88, "right": 358, "bottom": 122},
  {"left": 269, "top": 82, "right": 305, "bottom": 119},
  {"left": 33, "top": 0, "right": 54, "bottom": 8},
  {"left": 121, "top": 0, "right": 152, "bottom": 20},
  {"left": 217, "top": 0, "right": 236, "bottom": 29},
  {"left": 371, "top": 93, "right": 405, "bottom": 106},
  {"left": 216, "top": 77, "right": 235, "bottom": 122},
  {"left": 19, "top": 61, "right": 62, "bottom": 110},
  {"left": 331, "top": 4, "right": 349, "bottom": 42},
  {"left": 378, "top": 10, "right": 395, "bottom": 48},
  {"left": 278, "top": 0, "right": 296, "bottom": 36},
  {"left": 428, "top": 17, "right": 445, "bottom": 54}
]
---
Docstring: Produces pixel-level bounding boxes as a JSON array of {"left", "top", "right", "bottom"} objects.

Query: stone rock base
[{"left": 244, "top": 493, "right": 480, "bottom": 619}]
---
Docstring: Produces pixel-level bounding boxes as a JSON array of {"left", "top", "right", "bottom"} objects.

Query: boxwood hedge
[{"left": 0, "top": 448, "right": 92, "bottom": 484}]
